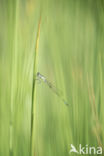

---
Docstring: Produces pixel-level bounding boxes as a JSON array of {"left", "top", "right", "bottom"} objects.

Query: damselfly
[{"left": 36, "top": 72, "right": 69, "bottom": 106}]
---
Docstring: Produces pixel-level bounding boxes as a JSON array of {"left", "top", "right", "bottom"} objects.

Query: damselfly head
[{"left": 37, "top": 72, "right": 40, "bottom": 76}]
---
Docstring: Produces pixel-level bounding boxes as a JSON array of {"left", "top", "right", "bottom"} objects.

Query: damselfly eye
[{"left": 37, "top": 72, "right": 40, "bottom": 76}]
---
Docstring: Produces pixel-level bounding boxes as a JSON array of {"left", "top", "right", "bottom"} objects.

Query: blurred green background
[{"left": 0, "top": 0, "right": 104, "bottom": 156}]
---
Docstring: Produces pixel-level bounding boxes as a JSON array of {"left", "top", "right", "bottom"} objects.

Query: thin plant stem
[{"left": 30, "top": 14, "right": 41, "bottom": 156}]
